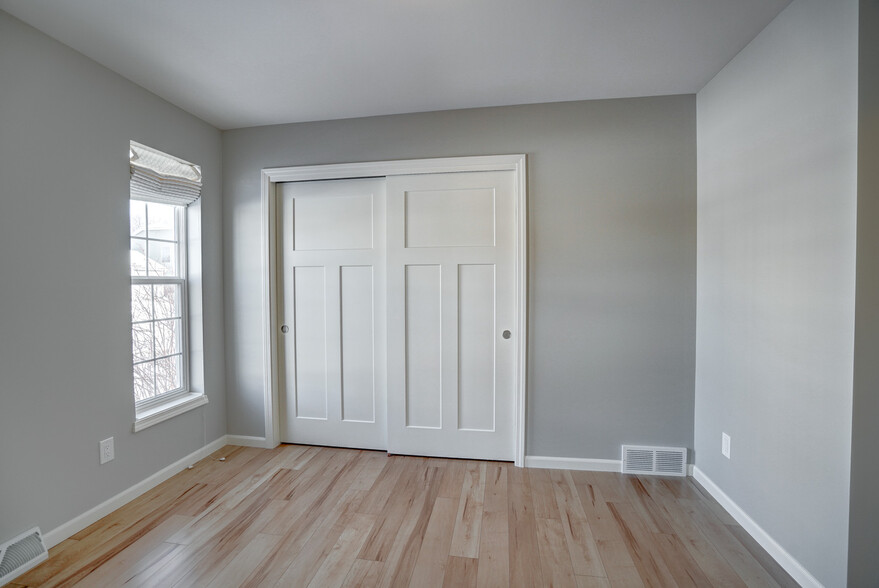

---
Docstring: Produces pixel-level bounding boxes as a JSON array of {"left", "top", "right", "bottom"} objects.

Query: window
[
  {"left": 129, "top": 141, "right": 206, "bottom": 429},
  {"left": 130, "top": 200, "right": 187, "bottom": 404}
]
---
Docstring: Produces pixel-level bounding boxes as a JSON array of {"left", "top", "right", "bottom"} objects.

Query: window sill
[{"left": 133, "top": 392, "right": 208, "bottom": 432}]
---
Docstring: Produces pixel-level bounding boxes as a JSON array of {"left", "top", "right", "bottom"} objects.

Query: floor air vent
[
  {"left": 0, "top": 527, "right": 48, "bottom": 585},
  {"left": 622, "top": 445, "right": 687, "bottom": 476}
]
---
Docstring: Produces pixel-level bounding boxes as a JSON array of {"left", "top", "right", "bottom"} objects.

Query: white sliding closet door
[
  {"left": 278, "top": 178, "right": 387, "bottom": 450},
  {"left": 387, "top": 171, "right": 517, "bottom": 461}
]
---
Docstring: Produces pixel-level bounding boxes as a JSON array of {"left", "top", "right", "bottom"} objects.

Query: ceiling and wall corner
[{"left": 0, "top": 0, "right": 790, "bottom": 129}]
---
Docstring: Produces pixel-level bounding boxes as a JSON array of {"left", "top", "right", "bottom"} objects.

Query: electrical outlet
[
  {"left": 721, "top": 432, "right": 731, "bottom": 459},
  {"left": 100, "top": 437, "right": 115, "bottom": 464}
]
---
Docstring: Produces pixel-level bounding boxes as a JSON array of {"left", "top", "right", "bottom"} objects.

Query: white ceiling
[{"left": 0, "top": 0, "right": 790, "bottom": 130}]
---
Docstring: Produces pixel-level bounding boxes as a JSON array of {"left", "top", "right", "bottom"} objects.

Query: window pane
[
  {"left": 153, "top": 284, "right": 181, "bottom": 319},
  {"left": 130, "top": 238, "right": 147, "bottom": 276},
  {"left": 154, "top": 319, "right": 181, "bottom": 358},
  {"left": 131, "top": 285, "right": 153, "bottom": 322},
  {"left": 147, "top": 202, "right": 177, "bottom": 241},
  {"left": 130, "top": 200, "right": 146, "bottom": 237},
  {"left": 133, "top": 361, "right": 156, "bottom": 402},
  {"left": 148, "top": 241, "right": 177, "bottom": 277},
  {"left": 132, "top": 323, "right": 153, "bottom": 362},
  {"left": 155, "top": 355, "right": 182, "bottom": 395}
]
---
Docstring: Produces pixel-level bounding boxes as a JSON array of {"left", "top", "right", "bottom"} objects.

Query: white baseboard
[
  {"left": 525, "top": 455, "right": 621, "bottom": 472},
  {"left": 525, "top": 456, "right": 695, "bottom": 476},
  {"left": 692, "top": 467, "right": 822, "bottom": 588},
  {"left": 225, "top": 435, "right": 269, "bottom": 448},
  {"left": 42, "top": 436, "right": 228, "bottom": 549}
]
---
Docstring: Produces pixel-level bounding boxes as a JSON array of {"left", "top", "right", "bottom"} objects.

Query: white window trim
[{"left": 133, "top": 391, "right": 209, "bottom": 432}]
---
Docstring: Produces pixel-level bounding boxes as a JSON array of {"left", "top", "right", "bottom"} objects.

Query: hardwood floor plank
[
  {"left": 205, "top": 533, "right": 282, "bottom": 588},
  {"left": 156, "top": 471, "right": 296, "bottom": 587},
  {"left": 73, "top": 514, "right": 193, "bottom": 588},
  {"left": 646, "top": 488, "right": 747, "bottom": 587},
  {"left": 594, "top": 538, "right": 642, "bottom": 584},
  {"left": 551, "top": 470, "right": 606, "bottom": 578},
  {"left": 624, "top": 477, "right": 675, "bottom": 535},
  {"left": 170, "top": 457, "right": 306, "bottom": 543},
  {"left": 507, "top": 465, "right": 544, "bottom": 588},
  {"left": 349, "top": 451, "right": 391, "bottom": 491},
  {"left": 442, "top": 556, "right": 479, "bottom": 588},
  {"left": 449, "top": 461, "right": 487, "bottom": 558},
  {"left": 476, "top": 463, "right": 509, "bottom": 588},
  {"left": 588, "top": 471, "right": 631, "bottom": 503},
  {"left": 243, "top": 454, "right": 377, "bottom": 587},
  {"left": 651, "top": 532, "right": 714, "bottom": 587},
  {"left": 677, "top": 499, "right": 780, "bottom": 588},
  {"left": 570, "top": 471, "right": 625, "bottom": 543},
  {"left": 18, "top": 481, "right": 221, "bottom": 588},
  {"left": 273, "top": 444, "right": 310, "bottom": 468},
  {"left": 575, "top": 575, "right": 612, "bottom": 588},
  {"left": 689, "top": 480, "right": 739, "bottom": 525},
  {"left": 407, "top": 496, "right": 458, "bottom": 588},
  {"left": 343, "top": 559, "right": 385, "bottom": 587},
  {"left": 482, "top": 463, "right": 509, "bottom": 522},
  {"left": 273, "top": 488, "right": 370, "bottom": 587},
  {"left": 606, "top": 501, "right": 679, "bottom": 586},
  {"left": 359, "top": 462, "right": 424, "bottom": 562},
  {"left": 726, "top": 524, "right": 798, "bottom": 588},
  {"left": 596, "top": 539, "right": 644, "bottom": 588},
  {"left": 308, "top": 513, "right": 378, "bottom": 588},
  {"left": 115, "top": 542, "right": 189, "bottom": 587},
  {"left": 46, "top": 538, "right": 79, "bottom": 558},
  {"left": 438, "top": 459, "right": 468, "bottom": 499},
  {"left": 529, "top": 467, "right": 561, "bottom": 520},
  {"left": 358, "top": 458, "right": 407, "bottom": 515},
  {"left": 238, "top": 453, "right": 377, "bottom": 587},
  {"left": 475, "top": 525, "right": 509, "bottom": 588},
  {"left": 376, "top": 467, "right": 443, "bottom": 588},
  {"left": 153, "top": 479, "right": 292, "bottom": 586},
  {"left": 536, "top": 517, "right": 578, "bottom": 588},
  {"left": 260, "top": 449, "right": 360, "bottom": 533}
]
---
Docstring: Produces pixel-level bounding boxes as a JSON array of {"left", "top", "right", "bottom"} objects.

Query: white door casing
[
  {"left": 387, "top": 171, "right": 517, "bottom": 460},
  {"left": 277, "top": 178, "right": 387, "bottom": 450},
  {"left": 261, "top": 155, "right": 527, "bottom": 466}
]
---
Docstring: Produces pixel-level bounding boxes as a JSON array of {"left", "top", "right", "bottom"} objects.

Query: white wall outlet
[
  {"left": 100, "top": 437, "right": 115, "bottom": 464},
  {"left": 721, "top": 432, "right": 731, "bottom": 459}
]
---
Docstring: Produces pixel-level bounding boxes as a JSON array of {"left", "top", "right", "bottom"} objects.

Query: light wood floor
[{"left": 12, "top": 445, "right": 798, "bottom": 587}]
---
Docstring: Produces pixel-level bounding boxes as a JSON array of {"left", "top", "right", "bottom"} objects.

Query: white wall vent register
[
  {"left": 0, "top": 527, "right": 48, "bottom": 585},
  {"left": 622, "top": 445, "right": 687, "bottom": 476}
]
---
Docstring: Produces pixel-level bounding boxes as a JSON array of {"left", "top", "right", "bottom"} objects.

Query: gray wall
[
  {"left": 849, "top": 0, "right": 879, "bottom": 585},
  {"left": 694, "top": 0, "right": 858, "bottom": 585},
  {"left": 0, "top": 11, "right": 226, "bottom": 543},
  {"left": 223, "top": 97, "right": 697, "bottom": 460}
]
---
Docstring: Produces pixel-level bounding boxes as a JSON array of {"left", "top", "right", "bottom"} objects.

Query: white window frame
[{"left": 131, "top": 202, "right": 190, "bottom": 411}]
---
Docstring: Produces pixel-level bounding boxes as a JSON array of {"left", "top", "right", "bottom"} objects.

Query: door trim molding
[{"left": 260, "top": 155, "right": 529, "bottom": 466}]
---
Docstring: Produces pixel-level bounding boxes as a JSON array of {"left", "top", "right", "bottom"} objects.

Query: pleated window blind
[{"left": 129, "top": 141, "right": 202, "bottom": 205}]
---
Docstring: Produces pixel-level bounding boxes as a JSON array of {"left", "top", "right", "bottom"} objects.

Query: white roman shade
[{"left": 129, "top": 141, "right": 202, "bottom": 206}]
